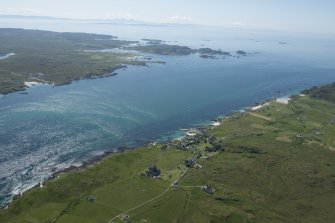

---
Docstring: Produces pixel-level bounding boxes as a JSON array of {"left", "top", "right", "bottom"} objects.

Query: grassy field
[
  {"left": 1, "top": 85, "right": 335, "bottom": 222},
  {"left": 0, "top": 28, "right": 145, "bottom": 94},
  {"left": 0, "top": 28, "right": 242, "bottom": 94},
  {"left": 0, "top": 29, "right": 230, "bottom": 95}
]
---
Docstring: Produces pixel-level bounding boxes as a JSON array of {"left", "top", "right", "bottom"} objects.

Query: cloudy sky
[{"left": 0, "top": 0, "right": 334, "bottom": 34}]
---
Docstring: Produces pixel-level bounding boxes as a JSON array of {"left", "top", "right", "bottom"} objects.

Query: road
[{"left": 107, "top": 168, "right": 190, "bottom": 223}]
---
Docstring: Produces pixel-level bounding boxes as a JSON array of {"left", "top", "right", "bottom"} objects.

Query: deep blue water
[{"left": 0, "top": 18, "right": 335, "bottom": 206}]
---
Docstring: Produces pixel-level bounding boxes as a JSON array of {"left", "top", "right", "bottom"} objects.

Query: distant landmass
[
  {"left": 0, "top": 14, "right": 202, "bottom": 28},
  {"left": 0, "top": 28, "right": 144, "bottom": 94},
  {"left": 0, "top": 28, "right": 248, "bottom": 94}
]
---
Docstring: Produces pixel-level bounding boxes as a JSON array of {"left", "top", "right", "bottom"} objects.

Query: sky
[{"left": 0, "top": 0, "right": 334, "bottom": 35}]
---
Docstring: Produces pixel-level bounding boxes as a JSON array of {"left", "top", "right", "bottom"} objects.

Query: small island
[
  {"left": 128, "top": 44, "right": 196, "bottom": 56},
  {"left": 236, "top": 50, "right": 247, "bottom": 55},
  {"left": 141, "top": 38, "right": 165, "bottom": 45}
]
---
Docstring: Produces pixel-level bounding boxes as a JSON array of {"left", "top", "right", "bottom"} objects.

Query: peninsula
[
  {"left": 0, "top": 28, "right": 145, "bottom": 94},
  {"left": 1, "top": 83, "right": 335, "bottom": 223},
  {"left": 0, "top": 29, "right": 248, "bottom": 94}
]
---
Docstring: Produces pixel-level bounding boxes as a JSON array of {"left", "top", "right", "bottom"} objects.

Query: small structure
[
  {"left": 142, "top": 165, "right": 161, "bottom": 177},
  {"left": 205, "top": 143, "right": 223, "bottom": 152},
  {"left": 314, "top": 131, "right": 323, "bottom": 135},
  {"left": 121, "top": 214, "right": 131, "bottom": 223},
  {"left": 172, "top": 181, "right": 179, "bottom": 186},
  {"left": 184, "top": 157, "right": 197, "bottom": 168},
  {"left": 296, "top": 133, "right": 304, "bottom": 138},
  {"left": 87, "top": 195, "right": 96, "bottom": 202},
  {"left": 186, "top": 128, "right": 200, "bottom": 137},
  {"left": 202, "top": 185, "right": 215, "bottom": 195}
]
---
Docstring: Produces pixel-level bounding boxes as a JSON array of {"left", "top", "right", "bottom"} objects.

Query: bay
[{"left": 0, "top": 18, "right": 335, "bottom": 206}]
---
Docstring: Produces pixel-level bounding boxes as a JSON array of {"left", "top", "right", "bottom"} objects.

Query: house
[
  {"left": 184, "top": 156, "right": 198, "bottom": 168},
  {"left": 143, "top": 165, "right": 161, "bottom": 177},
  {"left": 121, "top": 214, "right": 131, "bottom": 223},
  {"left": 202, "top": 185, "right": 215, "bottom": 195},
  {"left": 87, "top": 195, "right": 96, "bottom": 202},
  {"left": 172, "top": 181, "right": 179, "bottom": 187},
  {"left": 296, "top": 133, "right": 304, "bottom": 138}
]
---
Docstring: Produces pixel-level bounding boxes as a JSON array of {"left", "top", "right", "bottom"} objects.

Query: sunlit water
[{"left": 0, "top": 18, "right": 335, "bottom": 206}]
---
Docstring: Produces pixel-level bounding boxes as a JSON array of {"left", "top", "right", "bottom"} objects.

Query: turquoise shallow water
[{"left": 0, "top": 20, "right": 335, "bottom": 206}]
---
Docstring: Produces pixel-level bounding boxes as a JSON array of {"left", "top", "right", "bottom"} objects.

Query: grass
[
  {"left": 1, "top": 89, "right": 335, "bottom": 222},
  {"left": 0, "top": 146, "right": 191, "bottom": 223},
  {"left": 128, "top": 44, "right": 233, "bottom": 58},
  {"left": 128, "top": 44, "right": 196, "bottom": 56},
  {"left": 0, "top": 28, "right": 243, "bottom": 94},
  {"left": 0, "top": 28, "right": 145, "bottom": 94}
]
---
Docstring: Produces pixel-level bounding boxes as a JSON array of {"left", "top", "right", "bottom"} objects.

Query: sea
[{"left": 0, "top": 17, "right": 335, "bottom": 206}]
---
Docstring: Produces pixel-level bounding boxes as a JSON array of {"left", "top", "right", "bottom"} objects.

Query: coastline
[
  {"left": 0, "top": 89, "right": 302, "bottom": 209},
  {"left": 1, "top": 65, "right": 128, "bottom": 96},
  {"left": 2, "top": 146, "right": 132, "bottom": 209},
  {"left": 2, "top": 82, "right": 335, "bottom": 222}
]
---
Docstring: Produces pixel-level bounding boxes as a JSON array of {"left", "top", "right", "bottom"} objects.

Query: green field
[
  {"left": 0, "top": 28, "right": 145, "bottom": 94},
  {"left": 0, "top": 28, "right": 244, "bottom": 94},
  {"left": 1, "top": 84, "right": 335, "bottom": 223}
]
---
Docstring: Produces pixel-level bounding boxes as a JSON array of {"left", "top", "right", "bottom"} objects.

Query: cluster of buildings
[{"left": 141, "top": 165, "right": 161, "bottom": 178}]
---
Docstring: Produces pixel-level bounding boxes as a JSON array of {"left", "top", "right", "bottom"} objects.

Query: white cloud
[
  {"left": 232, "top": 21, "right": 246, "bottom": 27},
  {"left": 169, "top": 15, "right": 193, "bottom": 23},
  {"left": 0, "top": 7, "right": 44, "bottom": 16},
  {"left": 102, "top": 13, "right": 135, "bottom": 20},
  {"left": 0, "top": 7, "right": 137, "bottom": 21}
]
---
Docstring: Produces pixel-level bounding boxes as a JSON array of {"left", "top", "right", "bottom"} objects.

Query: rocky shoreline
[{"left": 0, "top": 90, "right": 299, "bottom": 209}]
